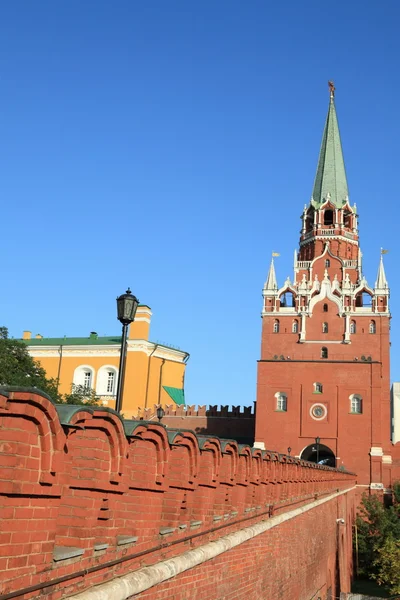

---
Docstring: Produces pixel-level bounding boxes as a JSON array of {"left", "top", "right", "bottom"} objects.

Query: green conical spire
[{"left": 311, "top": 83, "right": 349, "bottom": 208}]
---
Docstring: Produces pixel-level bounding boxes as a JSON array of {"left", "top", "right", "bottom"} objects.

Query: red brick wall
[
  {"left": 255, "top": 268, "right": 392, "bottom": 489},
  {"left": 133, "top": 404, "right": 255, "bottom": 444},
  {"left": 0, "top": 388, "right": 355, "bottom": 600},
  {"left": 135, "top": 491, "right": 354, "bottom": 600}
]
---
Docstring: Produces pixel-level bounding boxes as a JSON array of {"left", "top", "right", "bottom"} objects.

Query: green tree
[
  {"left": 62, "top": 384, "right": 101, "bottom": 406},
  {"left": 356, "top": 490, "right": 400, "bottom": 583},
  {"left": 0, "top": 326, "right": 60, "bottom": 400},
  {"left": 371, "top": 537, "right": 400, "bottom": 595}
]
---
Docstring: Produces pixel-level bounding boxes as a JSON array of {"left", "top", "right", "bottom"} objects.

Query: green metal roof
[
  {"left": 311, "top": 94, "right": 349, "bottom": 208},
  {"left": 163, "top": 386, "right": 185, "bottom": 406},
  {"left": 22, "top": 335, "right": 122, "bottom": 346}
]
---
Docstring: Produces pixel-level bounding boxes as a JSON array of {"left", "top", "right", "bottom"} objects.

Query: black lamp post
[
  {"left": 157, "top": 406, "right": 165, "bottom": 422},
  {"left": 287, "top": 447, "right": 292, "bottom": 456},
  {"left": 115, "top": 288, "right": 139, "bottom": 413},
  {"left": 315, "top": 436, "right": 321, "bottom": 464}
]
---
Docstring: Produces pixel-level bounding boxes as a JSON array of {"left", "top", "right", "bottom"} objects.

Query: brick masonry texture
[
  {"left": 0, "top": 387, "right": 355, "bottom": 600},
  {"left": 133, "top": 404, "right": 255, "bottom": 445}
]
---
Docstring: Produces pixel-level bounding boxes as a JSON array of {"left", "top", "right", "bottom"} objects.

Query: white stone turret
[{"left": 264, "top": 259, "right": 278, "bottom": 292}]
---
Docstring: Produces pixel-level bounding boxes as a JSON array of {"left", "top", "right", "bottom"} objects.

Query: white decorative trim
[
  {"left": 253, "top": 441, "right": 266, "bottom": 450},
  {"left": 73, "top": 364, "right": 96, "bottom": 389},
  {"left": 370, "top": 447, "right": 384, "bottom": 457},
  {"left": 133, "top": 317, "right": 151, "bottom": 324},
  {"left": 308, "top": 276, "right": 343, "bottom": 315},
  {"left": 29, "top": 340, "right": 189, "bottom": 363},
  {"left": 65, "top": 486, "right": 356, "bottom": 600},
  {"left": 370, "top": 483, "right": 384, "bottom": 490},
  {"left": 136, "top": 307, "right": 152, "bottom": 317},
  {"left": 302, "top": 340, "right": 343, "bottom": 344},
  {"left": 96, "top": 365, "right": 119, "bottom": 396},
  {"left": 300, "top": 234, "right": 359, "bottom": 247},
  {"left": 382, "top": 455, "right": 392, "bottom": 465},
  {"left": 29, "top": 347, "right": 121, "bottom": 358},
  {"left": 310, "top": 403, "right": 327, "bottom": 421}
]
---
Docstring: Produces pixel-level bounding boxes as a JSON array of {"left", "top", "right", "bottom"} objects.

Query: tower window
[
  {"left": 324, "top": 210, "right": 334, "bottom": 225},
  {"left": 314, "top": 383, "right": 323, "bottom": 393},
  {"left": 323, "top": 304, "right": 328, "bottom": 313},
  {"left": 369, "top": 320, "right": 376, "bottom": 334},
  {"left": 292, "top": 320, "right": 299, "bottom": 333},
  {"left": 350, "top": 394, "right": 362, "bottom": 414},
  {"left": 344, "top": 212, "right": 352, "bottom": 228},
  {"left": 325, "top": 259, "right": 330, "bottom": 268},
  {"left": 322, "top": 322, "right": 328, "bottom": 333},
  {"left": 321, "top": 347, "right": 328, "bottom": 359},
  {"left": 275, "top": 392, "right": 287, "bottom": 412},
  {"left": 350, "top": 320, "right": 356, "bottom": 334},
  {"left": 273, "top": 319, "right": 280, "bottom": 333}
]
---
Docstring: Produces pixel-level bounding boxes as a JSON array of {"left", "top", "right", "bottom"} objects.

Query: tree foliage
[
  {"left": 356, "top": 490, "right": 400, "bottom": 594},
  {"left": 62, "top": 384, "right": 101, "bottom": 406},
  {"left": 371, "top": 537, "right": 400, "bottom": 595},
  {"left": 0, "top": 327, "right": 60, "bottom": 399},
  {"left": 0, "top": 327, "right": 101, "bottom": 406}
]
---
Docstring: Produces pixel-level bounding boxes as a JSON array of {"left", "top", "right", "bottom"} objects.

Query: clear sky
[{"left": 1, "top": 1, "right": 399, "bottom": 407}]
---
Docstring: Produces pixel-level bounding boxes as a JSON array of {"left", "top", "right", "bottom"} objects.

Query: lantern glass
[
  {"left": 117, "top": 288, "right": 139, "bottom": 325},
  {"left": 157, "top": 406, "right": 165, "bottom": 421}
]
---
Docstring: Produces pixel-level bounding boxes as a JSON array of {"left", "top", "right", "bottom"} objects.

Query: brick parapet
[
  {"left": 0, "top": 387, "right": 356, "bottom": 600},
  {"left": 132, "top": 404, "right": 256, "bottom": 444},
  {"left": 133, "top": 403, "right": 254, "bottom": 419}
]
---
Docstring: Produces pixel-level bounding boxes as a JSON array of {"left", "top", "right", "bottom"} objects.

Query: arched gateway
[{"left": 300, "top": 443, "right": 336, "bottom": 467}]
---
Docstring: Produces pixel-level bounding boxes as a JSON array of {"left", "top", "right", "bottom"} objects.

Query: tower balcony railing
[
  {"left": 318, "top": 229, "right": 336, "bottom": 236},
  {"left": 296, "top": 261, "right": 311, "bottom": 269},
  {"left": 343, "top": 260, "right": 358, "bottom": 268},
  {"left": 302, "top": 229, "right": 358, "bottom": 241}
]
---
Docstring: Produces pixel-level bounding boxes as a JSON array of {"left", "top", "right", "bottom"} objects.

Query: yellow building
[{"left": 21, "top": 305, "right": 189, "bottom": 418}]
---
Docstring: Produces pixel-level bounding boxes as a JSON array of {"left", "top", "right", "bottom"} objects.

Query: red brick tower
[{"left": 254, "top": 84, "right": 392, "bottom": 493}]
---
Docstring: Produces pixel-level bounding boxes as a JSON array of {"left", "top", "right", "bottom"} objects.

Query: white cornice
[
  {"left": 28, "top": 339, "right": 189, "bottom": 363},
  {"left": 300, "top": 235, "right": 358, "bottom": 247}
]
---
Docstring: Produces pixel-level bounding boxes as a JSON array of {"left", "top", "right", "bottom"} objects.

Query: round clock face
[{"left": 311, "top": 404, "right": 327, "bottom": 420}]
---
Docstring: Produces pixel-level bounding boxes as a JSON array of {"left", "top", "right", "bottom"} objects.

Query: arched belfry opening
[
  {"left": 324, "top": 209, "right": 334, "bottom": 226},
  {"left": 300, "top": 443, "right": 336, "bottom": 467},
  {"left": 280, "top": 291, "right": 295, "bottom": 307}
]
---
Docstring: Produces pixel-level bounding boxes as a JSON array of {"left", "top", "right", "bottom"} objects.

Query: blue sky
[{"left": 1, "top": 1, "right": 399, "bottom": 406}]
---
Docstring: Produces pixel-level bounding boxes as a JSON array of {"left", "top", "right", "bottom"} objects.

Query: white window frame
[
  {"left": 369, "top": 321, "right": 376, "bottom": 334},
  {"left": 350, "top": 321, "right": 356, "bottom": 334},
  {"left": 350, "top": 394, "right": 362, "bottom": 414},
  {"left": 273, "top": 320, "right": 280, "bottom": 333},
  {"left": 95, "top": 365, "right": 119, "bottom": 396},
  {"left": 275, "top": 392, "right": 287, "bottom": 412},
  {"left": 314, "top": 382, "right": 323, "bottom": 393},
  {"left": 73, "top": 365, "right": 95, "bottom": 391},
  {"left": 292, "top": 320, "right": 298, "bottom": 333}
]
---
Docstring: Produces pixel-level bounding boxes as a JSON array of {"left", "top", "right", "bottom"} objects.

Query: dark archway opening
[
  {"left": 324, "top": 209, "right": 334, "bottom": 225},
  {"left": 300, "top": 443, "right": 336, "bottom": 467}
]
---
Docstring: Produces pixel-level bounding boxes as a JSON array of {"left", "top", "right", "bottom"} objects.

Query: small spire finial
[{"left": 328, "top": 80, "right": 335, "bottom": 99}]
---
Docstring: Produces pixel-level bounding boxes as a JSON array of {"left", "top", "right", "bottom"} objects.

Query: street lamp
[
  {"left": 115, "top": 288, "right": 139, "bottom": 413},
  {"left": 315, "top": 436, "right": 321, "bottom": 464},
  {"left": 157, "top": 406, "right": 165, "bottom": 422},
  {"left": 287, "top": 447, "right": 292, "bottom": 456}
]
